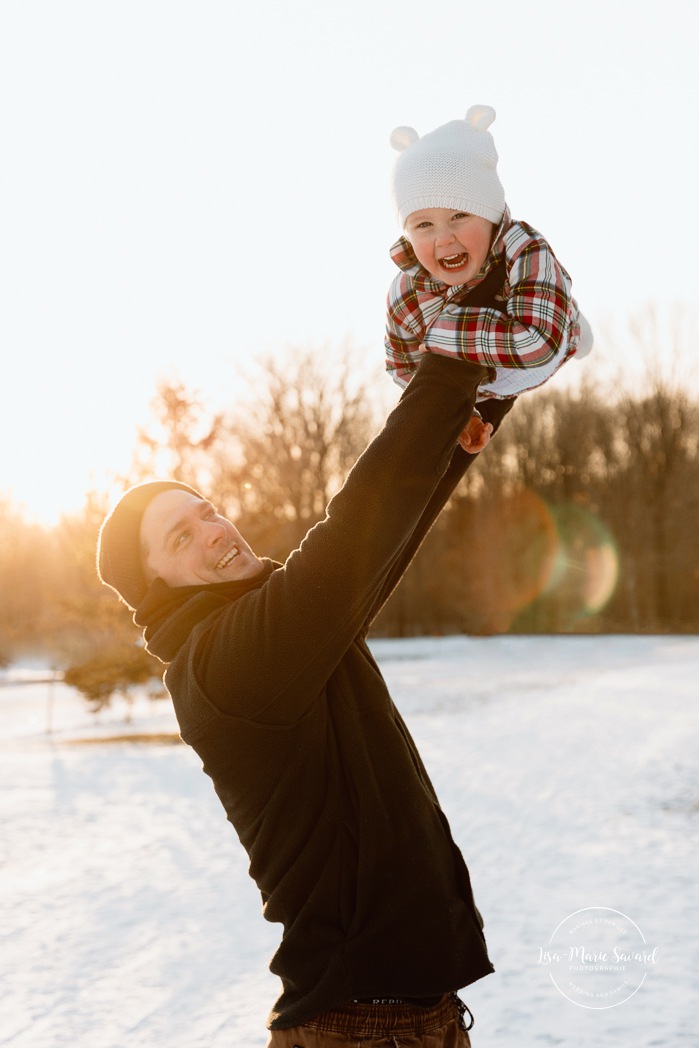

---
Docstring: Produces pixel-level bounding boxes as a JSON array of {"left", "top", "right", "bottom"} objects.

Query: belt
[
  {"left": 301, "top": 992, "right": 474, "bottom": 1038},
  {"left": 352, "top": 995, "right": 442, "bottom": 1007}
]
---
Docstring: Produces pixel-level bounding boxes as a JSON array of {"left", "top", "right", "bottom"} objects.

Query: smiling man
[
  {"left": 97, "top": 352, "right": 514, "bottom": 1048},
  {"left": 140, "top": 489, "right": 264, "bottom": 587}
]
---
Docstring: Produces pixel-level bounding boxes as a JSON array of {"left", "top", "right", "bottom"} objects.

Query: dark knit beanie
[{"left": 97, "top": 480, "right": 203, "bottom": 610}]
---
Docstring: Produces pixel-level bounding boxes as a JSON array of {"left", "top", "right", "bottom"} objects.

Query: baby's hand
[{"left": 458, "top": 413, "right": 493, "bottom": 454}]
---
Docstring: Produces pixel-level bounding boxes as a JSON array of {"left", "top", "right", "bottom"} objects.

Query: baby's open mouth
[{"left": 439, "top": 253, "right": 469, "bottom": 271}]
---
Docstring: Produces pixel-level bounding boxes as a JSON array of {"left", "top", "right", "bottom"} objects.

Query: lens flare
[
  {"left": 547, "top": 503, "right": 620, "bottom": 616},
  {"left": 464, "top": 489, "right": 620, "bottom": 631},
  {"left": 462, "top": 488, "right": 559, "bottom": 631}
]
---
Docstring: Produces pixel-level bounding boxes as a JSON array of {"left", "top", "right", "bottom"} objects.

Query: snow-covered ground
[{"left": 1, "top": 635, "right": 697, "bottom": 1048}]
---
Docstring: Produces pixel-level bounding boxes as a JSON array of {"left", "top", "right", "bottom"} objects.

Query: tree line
[{"left": 1, "top": 334, "right": 698, "bottom": 708}]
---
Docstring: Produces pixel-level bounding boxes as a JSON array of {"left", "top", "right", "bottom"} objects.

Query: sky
[{"left": 1, "top": 0, "right": 698, "bottom": 524}]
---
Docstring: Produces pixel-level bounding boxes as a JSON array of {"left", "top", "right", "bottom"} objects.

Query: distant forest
[{"left": 2, "top": 325, "right": 698, "bottom": 706}]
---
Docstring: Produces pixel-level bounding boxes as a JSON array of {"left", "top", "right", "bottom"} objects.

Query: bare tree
[
  {"left": 212, "top": 348, "right": 382, "bottom": 557},
  {"left": 3, "top": 323, "right": 698, "bottom": 662},
  {"left": 615, "top": 384, "right": 698, "bottom": 628},
  {"left": 129, "top": 380, "right": 225, "bottom": 489},
  {"left": 0, "top": 498, "right": 52, "bottom": 659}
]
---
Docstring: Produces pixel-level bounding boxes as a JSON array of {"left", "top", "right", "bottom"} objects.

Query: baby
[{"left": 385, "top": 105, "right": 592, "bottom": 452}]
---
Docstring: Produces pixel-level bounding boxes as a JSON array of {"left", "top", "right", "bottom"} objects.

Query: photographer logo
[{"left": 537, "top": 907, "right": 658, "bottom": 1009}]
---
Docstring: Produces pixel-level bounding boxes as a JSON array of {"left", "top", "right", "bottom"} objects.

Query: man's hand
[{"left": 458, "top": 413, "right": 493, "bottom": 454}]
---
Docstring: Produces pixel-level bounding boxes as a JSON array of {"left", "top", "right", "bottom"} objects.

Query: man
[{"left": 98, "top": 353, "right": 513, "bottom": 1047}]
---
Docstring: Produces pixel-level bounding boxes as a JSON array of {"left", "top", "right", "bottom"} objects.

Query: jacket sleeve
[
  {"left": 192, "top": 354, "right": 493, "bottom": 723},
  {"left": 423, "top": 227, "right": 578, "bottom": 371},
  {"left": 359, "top": 395, "right": 516, "bottom": 629}
]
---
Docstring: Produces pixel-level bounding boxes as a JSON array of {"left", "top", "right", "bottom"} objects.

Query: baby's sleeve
[{"left": 384, "top": 272, "right": 428, "bottom": 388}]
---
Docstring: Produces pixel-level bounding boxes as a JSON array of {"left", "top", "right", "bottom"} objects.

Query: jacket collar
[{"left": 134, "top": 558, "right": 277, "bottom": 664}]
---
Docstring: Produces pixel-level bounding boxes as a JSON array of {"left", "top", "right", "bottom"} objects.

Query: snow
[{"left": 1, "top": 635, "right": 697, "bottom": 1047}]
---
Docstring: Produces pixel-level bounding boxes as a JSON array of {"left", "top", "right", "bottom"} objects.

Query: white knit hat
[{"left": 390, "top": 105, "right": 506, "bottom": 227}]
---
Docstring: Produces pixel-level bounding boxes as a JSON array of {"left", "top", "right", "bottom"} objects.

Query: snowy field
[{"left": 1, "top": 635, "right": 698, "bottom": 1048}]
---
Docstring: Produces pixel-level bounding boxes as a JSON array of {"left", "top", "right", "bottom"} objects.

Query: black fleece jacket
[{"left": 137, "top": 354, "right": 513, "bottom": 1029}]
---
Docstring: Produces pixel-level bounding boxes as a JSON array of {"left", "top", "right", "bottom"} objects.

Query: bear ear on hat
[
  {"left": 390, "top": 125, "right": 420, "bottom": 152},
  {"left": 465, "top": 104, "right": 496, "bottom": 131}
]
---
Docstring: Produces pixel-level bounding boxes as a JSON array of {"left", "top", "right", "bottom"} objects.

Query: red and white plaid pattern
[{"left": 385, "top": 208, "right": 581, "bottom": 400}]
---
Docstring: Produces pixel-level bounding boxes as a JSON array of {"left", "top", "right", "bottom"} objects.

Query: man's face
[
  {"left": 140, "top": 489, "right": 264, "bottom": 588},
  {"left": 404, "top": 207, "right": 495, "bottom": 286}
]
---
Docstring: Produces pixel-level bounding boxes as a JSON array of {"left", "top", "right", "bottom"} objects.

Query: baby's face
[{"left": 404, "top": 207, "right": 495, "bottom": 286}]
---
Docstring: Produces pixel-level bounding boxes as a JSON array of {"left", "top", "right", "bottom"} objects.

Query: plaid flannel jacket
[{"left": 385, "top": 208, "right": 581, "bottom": 400}]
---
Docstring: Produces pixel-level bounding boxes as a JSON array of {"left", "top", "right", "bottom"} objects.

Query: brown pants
[{"left": 266, "top": 994, "right": 472, "bottom": 1047}]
